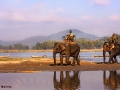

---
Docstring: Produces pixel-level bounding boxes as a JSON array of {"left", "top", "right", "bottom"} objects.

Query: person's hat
[
  {"left": 113, "top": 33, "right": 115, "bottom": 35},
  {"left": 69, "top": 30, "right": 72, "bottom": 33}
]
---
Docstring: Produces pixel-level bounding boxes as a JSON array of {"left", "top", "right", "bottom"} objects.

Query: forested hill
[
  {"left": 0, "top": 29, "right": 99, "bottom": 47},
  {"left": 48, "top": 29, "right": 99, "bottom": 40},
  {"left": 19, "top": 29, "right": 99, "bottom": 46}
]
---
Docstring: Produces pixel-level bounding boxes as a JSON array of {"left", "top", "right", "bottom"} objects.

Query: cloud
[
  {"left": 56, "top": 8, "right": 65, "bottom": 13},
  {"left": 0, "top": 3, "right": 66, "bottom": 24},
  {"left": 109, "top": 14, "right": 120, "bottom": 21},
  {"left": 92, "top": 0, "right": 110, "bottom": 6},
  {"left": 80, "top": 16, "right": 104, "bottom": 25},
  {"left": 81, "top": 16, "right": 91, "bottom": 21},
  {"left": 1, "top": 0, "right": 120, "bottom": 41}
]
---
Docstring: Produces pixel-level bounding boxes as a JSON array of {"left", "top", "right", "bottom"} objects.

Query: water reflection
[
  {"left": 53, "top": 71, "right": 80, "bottom": 90},
  {"left": 1, "top": 71, "right": 120, "bottom": 90},
  {"left": 103, "top": 71, "right": 120, "bottom": 90}
]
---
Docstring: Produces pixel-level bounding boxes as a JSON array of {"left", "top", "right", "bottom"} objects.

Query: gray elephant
[
  {"left": 53, "top": 41, "right": 80, "bottom": 66},
  {"left": 103, "top": 42, "right": 110, "bottom": 63},
  {"left": 109, "top": 43, "right": 120, "bottom": 63}
]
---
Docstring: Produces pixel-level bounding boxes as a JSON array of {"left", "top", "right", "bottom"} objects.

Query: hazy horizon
[
  {"left": 0, "top": 0, "right": 120, "bottom": 41},
  {"left": 0, "top": 29, "right": 110, "bottom": 42}
]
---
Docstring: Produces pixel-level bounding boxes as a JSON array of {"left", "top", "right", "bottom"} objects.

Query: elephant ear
[
  {"left": 53, "top": 42, "right": 58, "bottom": 48},
  {"left": 59, "top": 43, "right": 65, "bottom": 51}
]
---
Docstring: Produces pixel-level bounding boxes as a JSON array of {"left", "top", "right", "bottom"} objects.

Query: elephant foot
[
  {"left": 109, "top": 61, "right": 113, "bottom": 64},
  {"left": 108, "top": 62, "right": 111, "bottom": 64},
  {"left": 60, "top": 64, "right": 63, "bottom": 66},
  {"left": 77, "top": 63, "right": 80, "bottom": 66},
  {"left": 71, "top": 64, "right": 75, "bottom": 66},
  {"left": 114, "top": 61, "right": 118, "bottom": 64},
  {"left": 71, "top": 61, "right": 75, "bottom": 66},
  {"left": 114, "top": 59, "right": 118, "bottom": 64},
  {"left": 67, "top": 61, "right": 71, "bottom": 65},
  {"left": 77, "top": 60, "right": 80, "bottom": 65},
  {"left": 109, "top": 59, "right": 112, "bottom": 64},
  {"left": 104, "top": 62, "right": 108, "bottom": 64},
  {"left": 52, "top": 64, "right": 56, "bottom": 66}
]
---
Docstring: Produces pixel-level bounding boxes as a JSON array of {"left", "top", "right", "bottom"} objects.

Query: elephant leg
[
  {"left": 73, "top": 53, "right": 80, "bottom": 66},
  {"left": 77, "top": 58, "right": 80, "bottom": 65},
  {"left": 109, "top": 56, "right": 113, "bottom": 64},
  {"left": 60, "top": 54, "right": 63, "bottom": 66},
  {"left": 113, "top": 55, "right": 118, "bottom": 63},
  {"left": 76, "top": 55, "right": 80, "bottom": 65},
  {"left": 109, "top": 52, "right": 115, "bottom": 64},
  {"left": 72, "top": 55, "right": 79, "bottom": 66},
  {"left": 114, "top": 58, "right": 118, "bottom": 63},
  {"left": 103, "top": 50, "right": 106, "bottom": 63},
  {"left": 66, "top": 54, "right": 71, "bottom": 65},
  {"left": 65, "top": 57, "right": 71, "bottom": 64},
  {"left": 71, "top": 58, "right": 75, "bottom": 66}
]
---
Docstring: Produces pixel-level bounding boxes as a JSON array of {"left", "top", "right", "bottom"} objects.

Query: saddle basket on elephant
[{"left": 62, "top": 35, "right": 76, "bottom": 42}]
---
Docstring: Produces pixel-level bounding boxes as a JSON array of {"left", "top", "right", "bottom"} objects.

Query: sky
[{"left": 0, "top": 0, "right": 120, "bottom": 41}]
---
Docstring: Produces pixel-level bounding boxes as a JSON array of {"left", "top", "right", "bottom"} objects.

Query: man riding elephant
[
  {"left": 66, "top": 30, "right": 75, "bottom": 42},
  {"left": 109, "top": 33, "right": 117, "bottom": 50},
  {"left": 109, "top": 33, "right": 117, "bottom": 43}
]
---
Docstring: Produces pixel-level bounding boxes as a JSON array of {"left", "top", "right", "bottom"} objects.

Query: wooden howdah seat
[{"left": 62, "top": 35, "right": 76, "bottom": 41}]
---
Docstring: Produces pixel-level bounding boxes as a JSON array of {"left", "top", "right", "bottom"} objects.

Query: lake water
[
  {"left": 1, "top": 52, "right": 120, "bottom": 90},
  {"left": 0, "top": 51, "right": 120, "bottom": 62},
  {"left": 0, "top": 71, "right": 120, "bottom": 90}
]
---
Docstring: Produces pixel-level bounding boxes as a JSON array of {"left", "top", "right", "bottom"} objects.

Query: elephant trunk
[{"left": 53, "top": 51, "right": 56, "bottom": 65}]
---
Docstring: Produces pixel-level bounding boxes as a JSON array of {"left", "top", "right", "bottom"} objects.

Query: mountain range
[{"left": 0, "top": 29, "right": 100, "bottom": 47}]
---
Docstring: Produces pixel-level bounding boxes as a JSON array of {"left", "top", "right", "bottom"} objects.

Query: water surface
[
  {"left": 0, "top": 71, "right": 120, "bottom": 90},
  {"left": 1, "top": 51, "right": 120, "bottom": 62}
]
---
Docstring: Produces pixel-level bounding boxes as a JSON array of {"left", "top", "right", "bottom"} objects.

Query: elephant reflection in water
[
  {"left": 53, "top": 71, "right": 80, "bottom": 90},
  {"left": 103, "top": 71, "right": 120, "bottom": 90}
]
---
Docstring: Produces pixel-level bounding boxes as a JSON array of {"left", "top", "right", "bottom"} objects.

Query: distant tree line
[
  {"left": 2, "top": 35, "right": 120, "bottom": 50},
  {"left": 32, "top": 38, "right": 107, "bottom": 50},
  {"left": 32, "top": 40, "right": 57, "bottom": 50},
  {"left": 0, "top": 43, "right": 29, "bottom": 50},
  {"left": 75, "top": 38, "right": 104, "bottom": 49}
]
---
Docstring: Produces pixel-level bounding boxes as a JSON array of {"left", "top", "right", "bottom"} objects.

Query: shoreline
[
  {"left": 0, "top": 49, "right": 103, "bottom": 53},
  {"left": 0, "top": 57, "right": 120, "bottom": 73}
]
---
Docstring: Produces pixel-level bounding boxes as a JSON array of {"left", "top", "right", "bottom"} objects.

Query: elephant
[
  {"left": 53, "top": 41, "right": 80, "bottom": 66},
  {"left": 103, "top": 42, "right": 111, "bottom": 63},
  {"left": 103, "top": 42, "right": 116, "bottom": 63},
  {"left": 109, "top": 43, "right": 120, "bottom": 63}
]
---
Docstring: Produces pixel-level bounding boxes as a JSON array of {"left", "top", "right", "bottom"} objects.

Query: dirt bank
[{"left": 0, "top": 57, "right": 120, "bottom": 73}]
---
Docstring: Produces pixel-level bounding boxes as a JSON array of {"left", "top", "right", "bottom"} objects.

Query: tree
[{"left": 36, "top": 42, "right": 41, "bottom": 50}]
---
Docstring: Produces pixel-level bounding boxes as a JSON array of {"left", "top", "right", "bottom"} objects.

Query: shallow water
[
  {"left": 0, "top": 71, "right": 120, "bottom": 90},
  {"left": 0, "top": 51, "right": 120, "bottom": 62}
]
